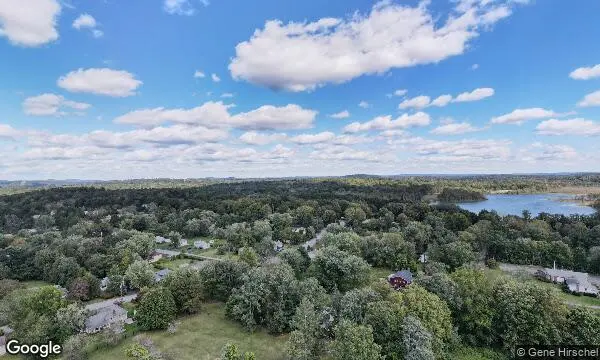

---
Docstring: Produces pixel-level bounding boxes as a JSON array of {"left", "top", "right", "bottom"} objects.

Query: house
[
  {"left": 179, "top": 239, "right": 189, "bottom": 247},
  {"left": 194, "top": 240, "right": 210, "bottom": 249},
  {"left": 388, "top": 270, "right": 413, "bottom": 290},
  {"left": 419, "top": 253, "right": 428, "bottom": 263},
  {"left": 154, "top": 269, "right": 172, "bottom": 282},
  {"left": 155, "top": 236, "right": 172, "bottom": 244},
  {"left": 274, "top": 241, "right": 284, "bottom": 252},
  {"left": 536, "top": 267, "right": 599, "bottom": 296},
  {"left": 84, "top": 304, "right": 128, "bottom": 334}
]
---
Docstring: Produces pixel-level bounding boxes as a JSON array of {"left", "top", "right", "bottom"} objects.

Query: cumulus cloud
[
  {"left": 58, "top": 68, "right": 143, "bottom": 97},
  {"left": 194, "top": 70, "right": 206, "bottom": 78},
  {"left": 491, "top": 107, "right": 558, "bottom": 124},
  {"left": 431, "top": 95, "right": 453, "bottom": 107},
  {"left": 289, "top": 131, "right": 335, "bottom": 144},
  {"left": 399, "top": 88, "right": 493, "bottom": 109},
  {"left": 344, "top": 112, "right": 430, "bottom": 133},
  {"left": 570, "top": 64, "right": 600, "bottom": 80},
  {"left": 229, "top": 104, "right": 317, "bottom": 130},
  {"left": 577, "top": 90, "right": 600, "bottom": 107},
  {"left": 453, "top": 87, "right": 494, "bottom": 102},
  {"left": 114, "top": 102, "right": 317, "bottom": 131},
  {"left": 72, "top": 14, "right": 103, "bottom": 38},
  {"left": 211, "top": 73, "right": 221, "bottom": 82},
  {"left": 523, "top": 143, "right": 578, "bottom": 161},
  {"left": 239, "top": 131, "right": 287, "bottom": 145},
  {"left": 359, "top": 101, "right": 370, "bottom": 109},
  {"left": 0, "top": 0, "right": 61, "bottom": 47},
  {"left": 399, "top": 96, "right": 430, "bottom": 110},
  {"left": 310, "top": 145, "right": 378, "bottom": 161},
  {"left": 536, "top": 118, "right": 600, "bottom": 136},
  {"left": 330, "top": 110, "right": 350, "bottom": 119},
  {"left": 396, "top": 137, "right": 512, "bottom": 161},
  {"left": 221, "top": 93, "right": 234, "bottom": 98},
  {"left": 114, "top": 101, "right": 233, "bottom": 128},
  {"left": 23, "top": 93, "right": 91, "bottom": 116},
  {"left": 0, "top": 124, "right": 21, "bottom": 140},
  {"left": 229, "top": 1, "right": 521, "bottom": 91},
  {"left": 430, "top": 122, "right": 480, "bottom": 135}
]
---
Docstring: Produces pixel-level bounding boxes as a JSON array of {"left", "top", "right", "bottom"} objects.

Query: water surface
[{"left": 455, "top": 193, "right": 597, "bottom": 217}]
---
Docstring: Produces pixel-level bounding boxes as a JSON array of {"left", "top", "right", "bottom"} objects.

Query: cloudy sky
[{"left": 1, "top": 0, "right": 600, "bottom": 180}]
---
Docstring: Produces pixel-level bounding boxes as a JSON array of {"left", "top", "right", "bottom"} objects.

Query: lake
[{"left": 455, "top": 193, "right": 597, "bottom": 217}]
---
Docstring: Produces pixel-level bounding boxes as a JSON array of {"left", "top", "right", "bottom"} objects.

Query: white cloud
[
  {"left": 211, "top": 73, "right": 221, "bottom": 82},
  {"left": 0, "top": 0, "right": 61, "bottom": 47},
  {"left": 430, "top": 122, "right": 480, "bottom": 135},
  {"left": 431, "top": 94, "right": 453, "bottom": 107},
  {"left": 239, "top": 131, "right": 287, "bottom": 145},
  {"left": 394, "top": 89, "right": 408, "bottom": 97},
  {"left": 396, "top": 137, "right": 512, "bottom": 161},
  {"left": 331, "top": 135, "right": 372, "bottom": 145},
  {"left": 536, "top": 118, "right": 600, "bottom": 136},
  {"left": 221, "top": 93, "right": 234, "bottom": 98},
  {"left": 569, "top": 64, "right": 600, "bottom": 80},
  {"left": 114, "top": 101, "right": 233, "bottom": 128},
  {"left": 229, "top": 104, "right": 317, "bottom": 130},
  {"left": 115, "top": 102, "right": 317, "bottom": 131},
  {"left": 58, "top": 68, "right": 143, "bottom": 97},
  {"left": 23, "top": 93, "right": 91, "bottom": 116},
  {"left": 344, "top": 112, "right": 430, "bottom": 133},
  {"left": 399, "top": 96, "right": 431, "bottom": 110},
  {"left": 290, "top": 131, "right": 335, "bottom": 144},
  {"left": 164, "top": 0, "right": 195, "bottom": 16},
  {"left": 359, "top": 101, "right": 370, "bottom": 109},
  {"left": 229, "top": 1, "right": 519, "bottom": 91},
  {"left": 72, "top": 14, "right": 96, "bottom": 29},
  {"left": 399, "top": 88, "right": 492, "bottom": 109},
  {"left": 524, "top": 143, "right": 578, "bottom": 161},
  {"left": 0, "top": 124, "right": 21, "bottom": 139},
  {"left": 379, "top": 129, "right": 407, "bottom": 138},
  {"left": 471, "top": 63, "right": 479, "bottom": 70},
  {"left": 330, "top": 110, "right": 350, "bottom": 119},
  {"left": 577, "top": 90, "right": 600, "bottom": 107},
  {"left": 194, "top": 70, "right": 206, "bottom": 78},
  {"left": 453, "top": 87, "right": 494, "bottom": 102},
  {"left": 310, "top": 145, "right": 378, "bottom": 161},
  {"left": 491, "top": 107, "right": 558, "bottom": 124}
]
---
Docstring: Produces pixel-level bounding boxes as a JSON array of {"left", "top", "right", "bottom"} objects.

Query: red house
[{"left": 387, "top": 270, "right": 413, "bottom": 290}]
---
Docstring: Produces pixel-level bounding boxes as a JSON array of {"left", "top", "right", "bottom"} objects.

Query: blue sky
[{"left": 1, "top": 0, "right": 600, "bottom": 179}]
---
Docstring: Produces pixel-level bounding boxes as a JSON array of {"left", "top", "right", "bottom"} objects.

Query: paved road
[
  {"left": 499, "top": 263, "right": 600, "bottom": 285},
  {"left": 302, "top": 228, "right": 328, "bottom": 259},
  {"left": 155, "top": 248, "right": 223, "bottom": 262},
  {"left": 84, "top": 293, "right": 138, "bottom": 311}
]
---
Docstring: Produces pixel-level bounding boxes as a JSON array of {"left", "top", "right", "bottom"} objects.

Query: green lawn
[
  {"left": 370, "top": 267, "right": 393, "bottom": 282},
  {"left": 88, "top": 303, "right": 288, "bottom": 360},
  {"left": 156, "top": 258, "right": 193, "bottom": 270},
  {"left": 21, "top": 280, "right": 52, "bottom": 289}
]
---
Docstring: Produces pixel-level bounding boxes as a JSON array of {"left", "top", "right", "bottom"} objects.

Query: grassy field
[
  {"left": 88, "top": 303, "right": 288, "bottom": 360},
  {"left": 21, "top": 280, "right": 53, "bottom": 289},
  {"left": 157, "top": 258, "right": 193, "bottom": 270}
]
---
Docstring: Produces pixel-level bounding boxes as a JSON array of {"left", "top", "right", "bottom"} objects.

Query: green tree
[
  {"left": 402, "top": 315, "right": 435, "bottom": 360},
  {"left": 310, "top": 246, "right": 370, "bottom": 292},
  {"left": 200, "top": 260, "right": 249, "bottom": 301},
  {"left": 429, "top": 241, "right": 476, "bottom": 271},
  {"left": 329, "top": 320, "right": 381, "bottom": 360},
  {"left": 125, "top": 260, "right": 155, "bottom": 290},
  {"left": 344, "top": 206, "right": 366, "bottom": 228},
  {"left": 286, "top": 299, "right": 322, "bottom": 360},
  {"left": 136, "top": 287, "right": 177, "bottom": 330},
  {"left": 163, "top": 267, "right": 204, "bottom": 314}
]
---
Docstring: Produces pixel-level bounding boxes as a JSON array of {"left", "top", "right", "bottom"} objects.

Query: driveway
[{"left": 84, "top": 293, "right": 138, "bottom": 311}]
